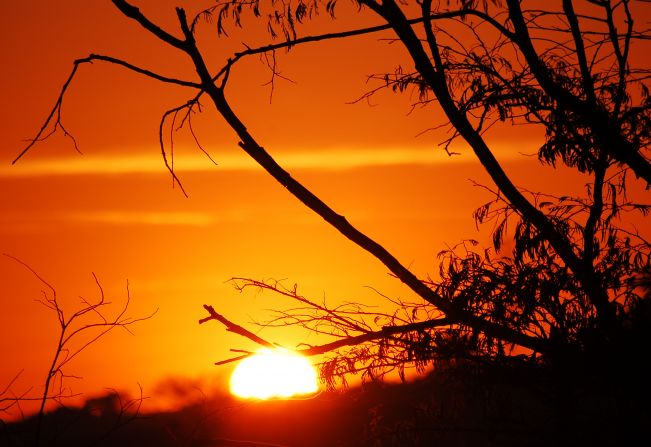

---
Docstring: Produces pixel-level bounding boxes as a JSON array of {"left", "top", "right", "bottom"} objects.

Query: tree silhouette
[
  {"left": 0, "top": 255, "right": 154, "bottom": 446},
  {"left": 17, "top": 0, "right": 650, "bottom": 403}
]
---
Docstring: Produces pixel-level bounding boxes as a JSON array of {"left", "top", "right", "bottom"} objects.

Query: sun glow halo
[{"left": 230, "top": 348, "right": 319, "bottom": 399}]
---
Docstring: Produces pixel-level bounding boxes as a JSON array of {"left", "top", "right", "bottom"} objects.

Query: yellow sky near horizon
[{"left": 0, "top": 152, "right": 595, "bottom": 418}]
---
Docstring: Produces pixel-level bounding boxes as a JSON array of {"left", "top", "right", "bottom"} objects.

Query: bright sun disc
[{"left": 230, "top": 348, "right": 318, "bottom": 399}]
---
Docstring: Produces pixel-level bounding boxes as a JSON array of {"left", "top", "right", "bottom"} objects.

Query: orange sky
[{"left": 1, "top": 0, "right": 649, "bottom": 417}]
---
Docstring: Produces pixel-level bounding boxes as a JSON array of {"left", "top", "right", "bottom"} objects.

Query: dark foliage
[{"left": 3, "top": 353, "right": 650, "bottom": 447}]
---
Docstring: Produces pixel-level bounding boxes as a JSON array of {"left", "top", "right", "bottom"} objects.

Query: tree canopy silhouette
[{"left": 18, "top": 0, "right": 650, "bottom": 389}]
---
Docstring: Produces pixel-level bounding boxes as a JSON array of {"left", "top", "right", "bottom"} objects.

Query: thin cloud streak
[
  {"left": 0, "top": 211, "right": 233, "bottom": 229},
  {"left": 66, "top": 211, "right": 219, "bottom": 226},
  {"left": 1, "top": 147, "right": 487, "bottom": 177}
]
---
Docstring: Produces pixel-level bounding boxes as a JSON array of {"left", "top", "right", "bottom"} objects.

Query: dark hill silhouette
[{"left": 3, "top": 350, "right": 650, "bottom": 447}]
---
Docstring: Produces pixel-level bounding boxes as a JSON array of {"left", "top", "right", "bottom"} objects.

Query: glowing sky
[{"left": 2, "top": 0, "right": 648, "bottom": 417}]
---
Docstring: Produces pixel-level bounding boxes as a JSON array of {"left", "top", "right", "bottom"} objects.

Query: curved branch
[
  {"left": 298, "top": 316, "right": 452, "bottom": 357},
  {"left": 12, "top": 63, "right": 81, "bottom": 165},
  {"left": 200, "top": 304, "right": 451, "bottom": 360},
  {"left": 82, "top": 54, "right": 201, "bottom": 88},
  {"left": 113, "top": 0, "right": 549, "bottom": 354},
  {"left": 13, "top": 54, "right": 201, "bottom": 165},
  {"left": 207, "top": 8, "right": 513, "bottom": 87}
]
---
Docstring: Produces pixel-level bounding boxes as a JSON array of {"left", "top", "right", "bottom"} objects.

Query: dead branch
[
  {"left": 2, "top": 254, "right": 156, "bottom": 446},
  {"left": 200, "top": 302, "right": 451, "bottom": 365},
  {"left": 199, "top": 305, "right": 274, "bottom": 349},
  {"left": 13, "top": 54, "right": 200, "bottom": 166}
]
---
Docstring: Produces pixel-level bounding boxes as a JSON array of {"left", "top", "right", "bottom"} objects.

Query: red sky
[{"left": 1, "top": 0, "right": 649, "bottom": 417}]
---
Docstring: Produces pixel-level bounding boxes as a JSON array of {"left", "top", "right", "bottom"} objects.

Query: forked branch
[
  {"left": 12, "top": 53, "right": 201, "bottom": 196},
  {"left": 199, "top": 303, "right": 452, "bottom": 366},
  {"left": 110, "top": 0, "right": 549, "bottom": 354},
  {"left": 2, "top": 254, "right": 156, "bottom": 447}
]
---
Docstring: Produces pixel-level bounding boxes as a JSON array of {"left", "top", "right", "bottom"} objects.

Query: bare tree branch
[
  {"left": 13, "top": 54, "right": 200, "bottom": 165},
  {"left": 2, "top": 254, "right": 155, "bottom": 446}
]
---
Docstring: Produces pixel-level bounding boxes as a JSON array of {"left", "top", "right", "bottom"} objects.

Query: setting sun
[{"left": 229, "top": 348, "right": 319, "bottom": 399}]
